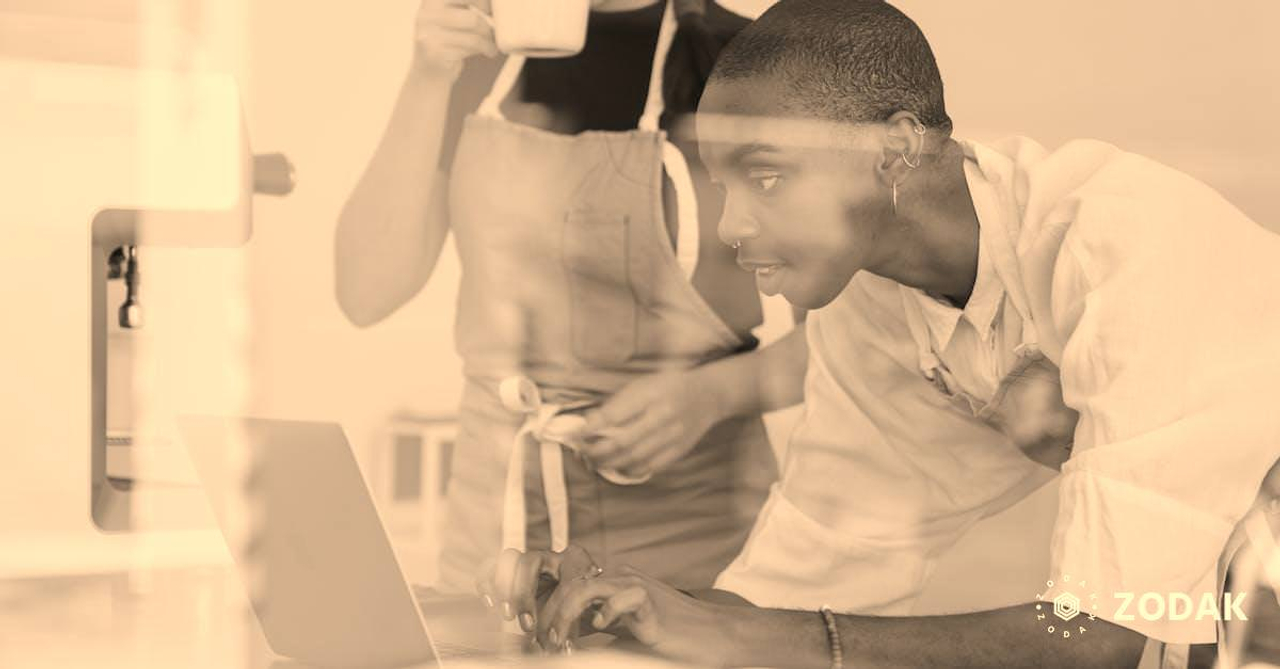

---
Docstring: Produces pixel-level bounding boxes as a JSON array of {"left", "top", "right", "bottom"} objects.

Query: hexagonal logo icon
[{"left": 1053, "top": 592, "right": 1082, "bottom": 621}]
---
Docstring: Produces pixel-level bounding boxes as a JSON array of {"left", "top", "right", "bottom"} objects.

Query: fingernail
[
  {"left": 592, "top": 612, "right": 605, "bottom": 629},
  {"left": 548, "top": 628, "right": 559, "bottom": 647},
  {"left": 518, "top": 612, "right": 534, "bottom": 633},
  {"left": 483, "top": 594, "right": 494, "bottom": 608},
  {"left": 563, "top": 639, "right": 575, "bottom": 655},
  {"left": 502, "top": 602, "right": 513, "bottom": 619}
]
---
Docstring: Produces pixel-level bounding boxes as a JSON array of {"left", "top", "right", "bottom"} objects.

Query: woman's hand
[
  {"left": 413, "top": 0, "right": 498, "bottom": 76},
  {"left": 538, "top": 563, "right": 736, "bottom": 665},
  {"left": 476, "top": 545, "right": 603, "bottom": 639},
  {"left": 576, "top": 367, "right": 731, "bottom": 479}
]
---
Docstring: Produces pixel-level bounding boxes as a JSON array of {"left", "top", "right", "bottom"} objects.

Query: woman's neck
[{"left": 876, "top": 139, "right": 981, "bottom": 307}]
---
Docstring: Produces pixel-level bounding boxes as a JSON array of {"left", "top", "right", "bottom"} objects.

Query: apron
[{"left": 438, "top": 0, "right": 776, "bottom": 592}]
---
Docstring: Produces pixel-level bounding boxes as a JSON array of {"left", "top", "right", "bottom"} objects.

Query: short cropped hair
[{"left": 711, "top": 0, "right": 952, "bottom": 132}]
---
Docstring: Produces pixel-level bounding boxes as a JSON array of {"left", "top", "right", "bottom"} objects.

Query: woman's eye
[{"left": 746, "top": 169, "right": 782, "bottom": 193}]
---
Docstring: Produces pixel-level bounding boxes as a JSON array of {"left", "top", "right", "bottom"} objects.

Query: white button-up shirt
[{"left": 716, "top": 137, "right": 1280, "bottom": 646}]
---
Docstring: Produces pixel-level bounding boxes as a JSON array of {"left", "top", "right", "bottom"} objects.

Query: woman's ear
[{"left": 876, "top": 111, "right": 928, "bottom": 188}]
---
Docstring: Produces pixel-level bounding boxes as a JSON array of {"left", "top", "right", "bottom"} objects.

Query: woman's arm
[
  {"left": 722, "top": 603, "right": 1146, "bottom": 669},
  {"left": 334, "top": 0, "right": 496, "bottom": 327},
  {"left": 702, "top": 320, "right": 808, "bottom": 419},
  {"left": 577, "top": 326, "right": 808, "bottom": 478},
  {"left": 334, "top": 69, "right": 455, "bottom": 326},
  {"left": 537, "top": 568, "right": 1147, "bottom": 668}
]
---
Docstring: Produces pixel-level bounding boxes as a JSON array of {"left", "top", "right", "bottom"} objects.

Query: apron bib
[{"left": 438, "top": 0, "right": 776, "bottom": 592}]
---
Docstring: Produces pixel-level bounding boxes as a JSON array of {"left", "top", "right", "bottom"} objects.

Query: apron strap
[
  {"left": 477, "top": 54, "right": 527, "bottom": 121},
  {"left": 640, "top": 2, "right": 701, "bottom": 280},
  {"left": 498, "top": 377, "right": 650, "bottom": 554},
  {"left": 663, "top": 141, "right": 700, "bottom": 279},
  {"left": 637, "top": 0, "right": 679, "bottom": 133}
]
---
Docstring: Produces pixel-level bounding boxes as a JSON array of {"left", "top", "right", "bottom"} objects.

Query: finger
[
  {"left": 474, "top": 559, "right": 497, "bottom": 609},
  {"left": 635, "top": 443, "right": 686, "bottom": 477},
  {"left": 577, "top": 432, "right": 625, "bottom": 460},
  {"left": 587, "top": 413, "right": 664, "bottom": 458},
  {"left": 420, "top": 30, "right": 498, "bottom": 59},
  {"left": 492, "top": 548, "right": 522, "bottom": 619},
  {"left": 592, "top": 586, "right": 648, "bottom": 631},
  {"left": 551, "top": 544, "right": 600, "bottom": 583},
  {"left": 422, "top": 4, "right": 491, "bottom": 32},
  {"left": 596, "top": 433, "right": 668, "bottom": 472},
  {"left": 533, "top": 559, "right": 604, "bottom": 649},
  {"left": 511, "top": 552, "right": 553, "bottom": 632},
  {"left": 583, "top": 392, "right": 650, "bottom": 432},
  {"left": 542, "top": 578, "right": 630, "bottom": 650},
  {"left": 595, "top": 424, "right": 678, "bottom": 471}
]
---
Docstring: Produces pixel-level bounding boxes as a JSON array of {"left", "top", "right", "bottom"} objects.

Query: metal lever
[
  {"left": 253, "top": 153, "right": 296, "bottom": 196},
  {"left": 117, "top": 245, "right": 143, "bottom": 329}
]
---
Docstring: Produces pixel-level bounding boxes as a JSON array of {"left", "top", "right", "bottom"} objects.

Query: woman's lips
[
  {"left": 737, "top": 258, "right": 787, "bottom": 295},
  {"left": 736, "top": 258, "right": 785, "bottom": 273}
]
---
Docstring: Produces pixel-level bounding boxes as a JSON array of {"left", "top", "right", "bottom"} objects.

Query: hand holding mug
[{"left": 413, "top": 0, "right": 498, "bottom": 75}]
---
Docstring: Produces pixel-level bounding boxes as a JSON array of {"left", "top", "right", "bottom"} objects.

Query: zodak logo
[
  {"left": 1035, "top": 575, "right": 1099, "bottom": 640},
  {"left": 1113, "top": 592, "right": 1247, "bottom": 622},
  {"left": 1036, "top": 574, "right": 1249, "bottom": 639}
]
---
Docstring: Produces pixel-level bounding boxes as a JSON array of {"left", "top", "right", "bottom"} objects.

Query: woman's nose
[{"left": 717, "top": 199, "right": 760, "bottom": 248}]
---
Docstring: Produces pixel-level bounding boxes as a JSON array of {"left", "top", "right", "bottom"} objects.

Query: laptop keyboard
[{"left": 432, "top": 638, "right": 532, "bottom": 664}]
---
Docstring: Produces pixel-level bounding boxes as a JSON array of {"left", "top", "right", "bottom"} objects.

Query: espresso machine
[{"left": 0, "top": 41, "right": 292, "bottom": 576}]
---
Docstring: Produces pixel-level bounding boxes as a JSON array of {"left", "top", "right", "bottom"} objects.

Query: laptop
[{"left": 179, "top": 416, "right": 527, "bottom": 667}]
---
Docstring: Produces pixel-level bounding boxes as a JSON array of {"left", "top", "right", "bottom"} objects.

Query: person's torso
[{"left": 447, "top": 2, "right": 759, "bottom": 397}]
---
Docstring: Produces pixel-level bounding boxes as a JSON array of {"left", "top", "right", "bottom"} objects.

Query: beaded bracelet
[{"left": 819, "top": 606, "right": 843, "bottom": 669}]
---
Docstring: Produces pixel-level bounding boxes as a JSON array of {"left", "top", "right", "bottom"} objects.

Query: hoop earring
[{"left": 902, "top": 124, "right": 927, "bottom": 169}]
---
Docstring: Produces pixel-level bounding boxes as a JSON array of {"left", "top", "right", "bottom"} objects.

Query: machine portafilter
[{"left": 103, "top": 153, "right": 296, "bottom": 329}]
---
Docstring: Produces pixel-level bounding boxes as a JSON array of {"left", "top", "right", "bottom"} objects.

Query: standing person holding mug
[{"left": 335, "top": 0, "right": 805, "bottom": 600}]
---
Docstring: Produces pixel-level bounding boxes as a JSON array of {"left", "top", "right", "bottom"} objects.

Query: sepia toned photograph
[{"left": 2, "top": 0, "right": 1277, "bottom": 667}]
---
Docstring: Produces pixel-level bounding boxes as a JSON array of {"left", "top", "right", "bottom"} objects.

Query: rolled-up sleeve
[
  {"left": 1044, "top": 176, "right": 1280, "bottom": 644},
  {"left": 716, "top": 274, "right": 1047, "bottom": 614}
]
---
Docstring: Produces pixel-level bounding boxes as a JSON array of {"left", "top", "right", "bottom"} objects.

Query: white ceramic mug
[{"left": 489, "top": 0, "right": 592, "bottom": 58}]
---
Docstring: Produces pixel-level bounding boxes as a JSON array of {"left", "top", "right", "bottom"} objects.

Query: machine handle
[{"left": 252, "top": 153, "right": 295, "bottom": 196}]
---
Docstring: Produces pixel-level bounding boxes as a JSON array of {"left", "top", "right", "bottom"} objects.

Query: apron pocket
[{"left": 563, "top": 209, "right": 637, "bottom": 365}]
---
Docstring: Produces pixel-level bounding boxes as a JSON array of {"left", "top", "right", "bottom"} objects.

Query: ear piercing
[
  {"left": 731, "top": 240, "right": 742, "bottom": 249},
  {"left": 901, "top": 123, "right": 927, "bottom": 169}
]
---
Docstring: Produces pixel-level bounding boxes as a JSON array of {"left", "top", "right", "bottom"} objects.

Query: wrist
[
  {"left": 408, "top": 56, "right": 462, "bottom": 85},
  {"left": 720, "top": 605, "right": 774, "bottom": 668},
  {"left": 689, "top": 361, "right": 742, "bottom": 424}
]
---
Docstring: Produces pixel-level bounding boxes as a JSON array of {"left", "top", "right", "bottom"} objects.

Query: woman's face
[{"left": 697, "top": 75, "right": 896, "bottom": 310}]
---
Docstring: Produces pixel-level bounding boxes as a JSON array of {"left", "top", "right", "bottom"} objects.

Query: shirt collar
[{"left": 909, "top": 146, "right": 1008, "bottom": 348}]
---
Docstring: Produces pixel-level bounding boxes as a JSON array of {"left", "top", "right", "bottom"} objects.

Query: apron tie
[{"left": 498, "top": 376, "right": 651, "bottom": 555}]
